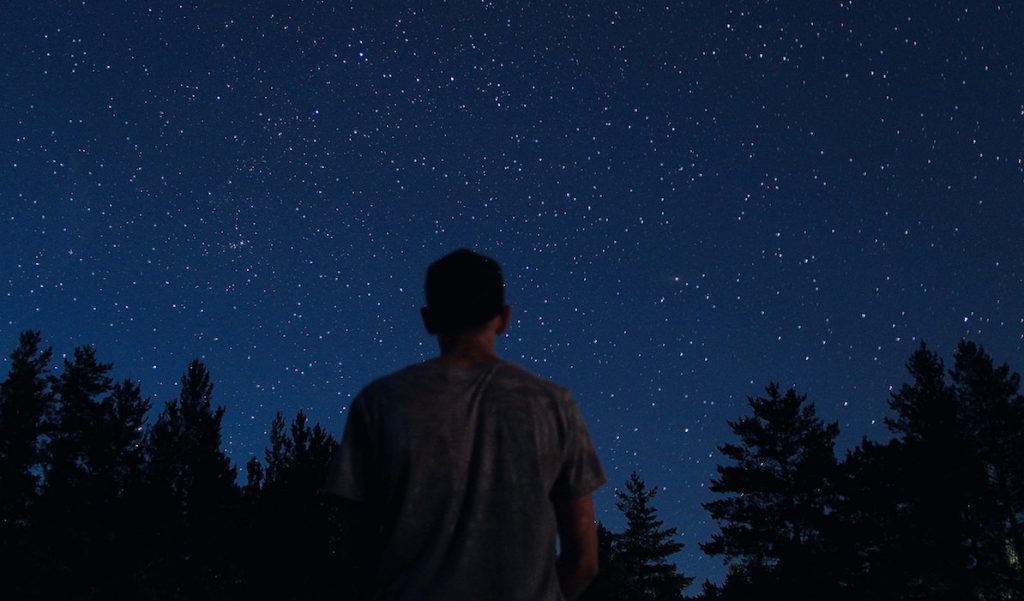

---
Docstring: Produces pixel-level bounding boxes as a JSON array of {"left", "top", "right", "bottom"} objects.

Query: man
[{"left": 326, "top": 249, "right": 605, "bottom": 600}]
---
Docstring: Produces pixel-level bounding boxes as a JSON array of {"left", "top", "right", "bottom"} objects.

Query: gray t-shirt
[{"left": 326, "top": 359, "right": 606, "bottom": 601}]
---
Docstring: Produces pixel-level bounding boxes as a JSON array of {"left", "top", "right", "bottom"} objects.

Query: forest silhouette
[{"left": 1, "top": 330, "right": 1022, "bottom": 600}]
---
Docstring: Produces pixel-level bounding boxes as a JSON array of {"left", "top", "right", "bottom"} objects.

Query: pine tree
[
  {"left": 259, "top": 409, "right": 336, "bottom": 495},
  {"left": 85, "top": 377, "right": 153, "bottom": 599},
  {"left": 612, "top": 472, "right": 692, "bottom": 601},
  {"left": 886, "top": 342, "right": 958, "bottom": 443},
  {"left": 145, "top": 359, "right": 240, "bottom": 598},
  {"left": 0, "top": 331, "right": 53, "bottom": 528},
  {"left": 284, "top": 409, "right": 335, "bottom": 491},
  {"left": 0, "top": 332, "right": 55, "bottom": 597},
  {"left": 882, "top": 343, "right": 982, "bottom": 599},
  {"left": 147, "top": 359, "right": 237, "bottom": 512},
  {"left": 836, "top": 342, "right": 1017, "bottom": 600},
  {"left": 701, "top": 383, "right": 839, "bottom": 595},
  {"left": 96, "top": 378, "right": 151, "bottom": 495},
  {"left": 45, "top": 345, "right": 114, "bottom": 496},
  {"left": 244, "top": 455, "right": 264, "bottom": 499},
  {"left": 37, "top": 344, "right": 115, "bottom": 593},
  {"left": 950, "top": 341, "right": 1024, "bottom": 593},
  {"left": 242, "top": 409, "right": 342, "bottom": 600},
  {"left": 264, "top": 410, "right": 291, "bottom": 487},
  {"left": 832, "top": 437, "right": 914, "bottom": 600},
  {"left": 33, "top": 345, "right": 155, "bottom": 598},
  {"left": 43, "top": 348, "right": 149, "bottom": 500}
]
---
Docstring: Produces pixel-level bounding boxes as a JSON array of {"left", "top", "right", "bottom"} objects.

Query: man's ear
[
  {"left": 496, "top": 305, "right": 512, "bottom": 336},
  {"left": 421, "top": 307, "right": 438, "bottom": 334}
]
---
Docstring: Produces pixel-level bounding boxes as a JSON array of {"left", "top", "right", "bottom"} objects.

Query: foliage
[
  {"left": 240, "top": 409, "right": 352, "bottom": 600},
  {"left": 616, "top": 472, "right": 693, "bottom": 600},
  {"left": 850, "top": 342, "right": 1024, "bottom": 600},
  {"left": 0, "top": 331, "right": 53, "bottom": 527},
  {"left": 147, "top": 359, "right": 236, "bottom": 512},
  {"left": 142, "top": 359, "right": 241, "bottom": 597},
  {"left": 585, "top": 473, "right": 692, "bottom": 601},
  {"left": 701, "top": 383, "right": 839, "bottom": 597}
]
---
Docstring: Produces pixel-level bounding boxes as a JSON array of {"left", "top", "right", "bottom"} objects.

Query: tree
[
  {"left": 950, "top": 341, "right": 1024, "bottom": 593},
  {"left": 0, "top": 332, "right": 55, "bottom": 597},
  {"left": 262, "top": 409, "right": 335, "bottom": 492},
  {"left": 38, "top": 345, "right": 115, "bottom": 564},
  {"left": 615, "top": 472, "right": 692, "bottom": 600},
  {"left": 95, "top": 379, "right": 151, "bottom": 494},
  {"left": 585, "top": 473, "right": 692, "bottom": 601},
  {"left": 30, "top": 345, "right": 154, "bottom": 598},
  {"left": 44, "top": 345, "right": 114, "bottom": 496},
  {"left": 264, "top": 410, "right": 291, "bottom": 488},
  {"left": 886, "top": 342, "right": 958, "bottom": 443},
  {"left": 879, "top": 343, "right": 985, "bottom": 599},
  {"left": 244, "top": 455, "right": 264, "bottom": 499},
  {"left": 834, "top": 342, "right": 1022, "bottom": 600},
  {"left": 832, "top": 437, "right": 918, "bottom": 600},
  {"left": 147, "top": 359, "right": 237, "bottom": 513},
  {"left": 701, "top": 383, "right": 839, "bottom": 595},
  {"left": 144, "top": 359, "right": 240, "bottom": 598},
  {"left": 241, "top": 410, "right": 346, "bottom": 600},
  {"left": 44, "top": 348, "right": 149, "bottom": 500},
  {"left": 0, "top": 331, "right": 53, "bottom": 528},
  {"left": 84, "top": 378, "right": 152, "bottom": 598}
]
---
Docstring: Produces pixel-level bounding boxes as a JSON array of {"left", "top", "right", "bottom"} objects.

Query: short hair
[{"left": 424, "top": 249, "right": 505, "bottom": 334}]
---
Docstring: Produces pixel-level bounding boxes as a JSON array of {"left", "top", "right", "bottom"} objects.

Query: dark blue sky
[{"left": 2, "top": 1, "right": 1022, "bottom": 585}]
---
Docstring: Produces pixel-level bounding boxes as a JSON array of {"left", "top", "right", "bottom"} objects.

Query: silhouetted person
[{"left": 326, "top": 249, "right": 605, "bottom": 600}]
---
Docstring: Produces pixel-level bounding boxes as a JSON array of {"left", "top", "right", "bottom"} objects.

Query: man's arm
[{"left": 554, "top": 494, "right": 599, "bottom": 601}]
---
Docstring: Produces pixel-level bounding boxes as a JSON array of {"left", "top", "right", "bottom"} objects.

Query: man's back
[{"left": 326, "top": 358, "right": 605, "bottom": 601}]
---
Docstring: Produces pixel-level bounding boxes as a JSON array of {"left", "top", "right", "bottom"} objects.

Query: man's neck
[{"left": 437, "top": 336, "right": 499, "bottom": 367}]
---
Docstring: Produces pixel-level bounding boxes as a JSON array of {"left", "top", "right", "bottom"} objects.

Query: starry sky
[{"left": 2, "top": 0, "right": 1022, "bottom": 585}]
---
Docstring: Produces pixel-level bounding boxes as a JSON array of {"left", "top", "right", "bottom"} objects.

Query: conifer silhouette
[
  {"left": 584, "top": 473, "right": 692, "bottom": 600},
  {"left": 0, "top": 331, "right": 53, "bottom": 527},
  {"left": 701, "top": 384, "right": 839, "bottom": 596}
]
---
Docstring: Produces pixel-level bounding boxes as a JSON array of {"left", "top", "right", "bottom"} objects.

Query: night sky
[{"left": 2, "top": 1, "right": 1022, "bottom": 584}]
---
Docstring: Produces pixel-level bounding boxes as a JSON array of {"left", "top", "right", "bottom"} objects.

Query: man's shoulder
[
  {"left": 356, "top": 359, "right": 572, "bottom": 407},
  {"left": 358, "top": 362, "right": 430, "bottom": 397},
  {"left": 492, "top": 360, "right": 571, "bottom": 400}
]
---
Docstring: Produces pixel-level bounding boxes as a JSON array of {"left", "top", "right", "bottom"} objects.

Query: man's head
[{"left": 422, "top": 249, "right": 508, "bottom": 337}]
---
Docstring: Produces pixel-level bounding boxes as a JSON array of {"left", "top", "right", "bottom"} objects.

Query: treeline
[
  {"left": 685, "top": 340, "right": 1024, "bottom": 600},
  {"left": 0, "top": 331, "right": 370, "bottom": 599},
  {"left": 1, "top": 331, "right": 1022, "bottom": 600},
  {"left": 0, "top": 331, "right": 674, "bottom": 599}
]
